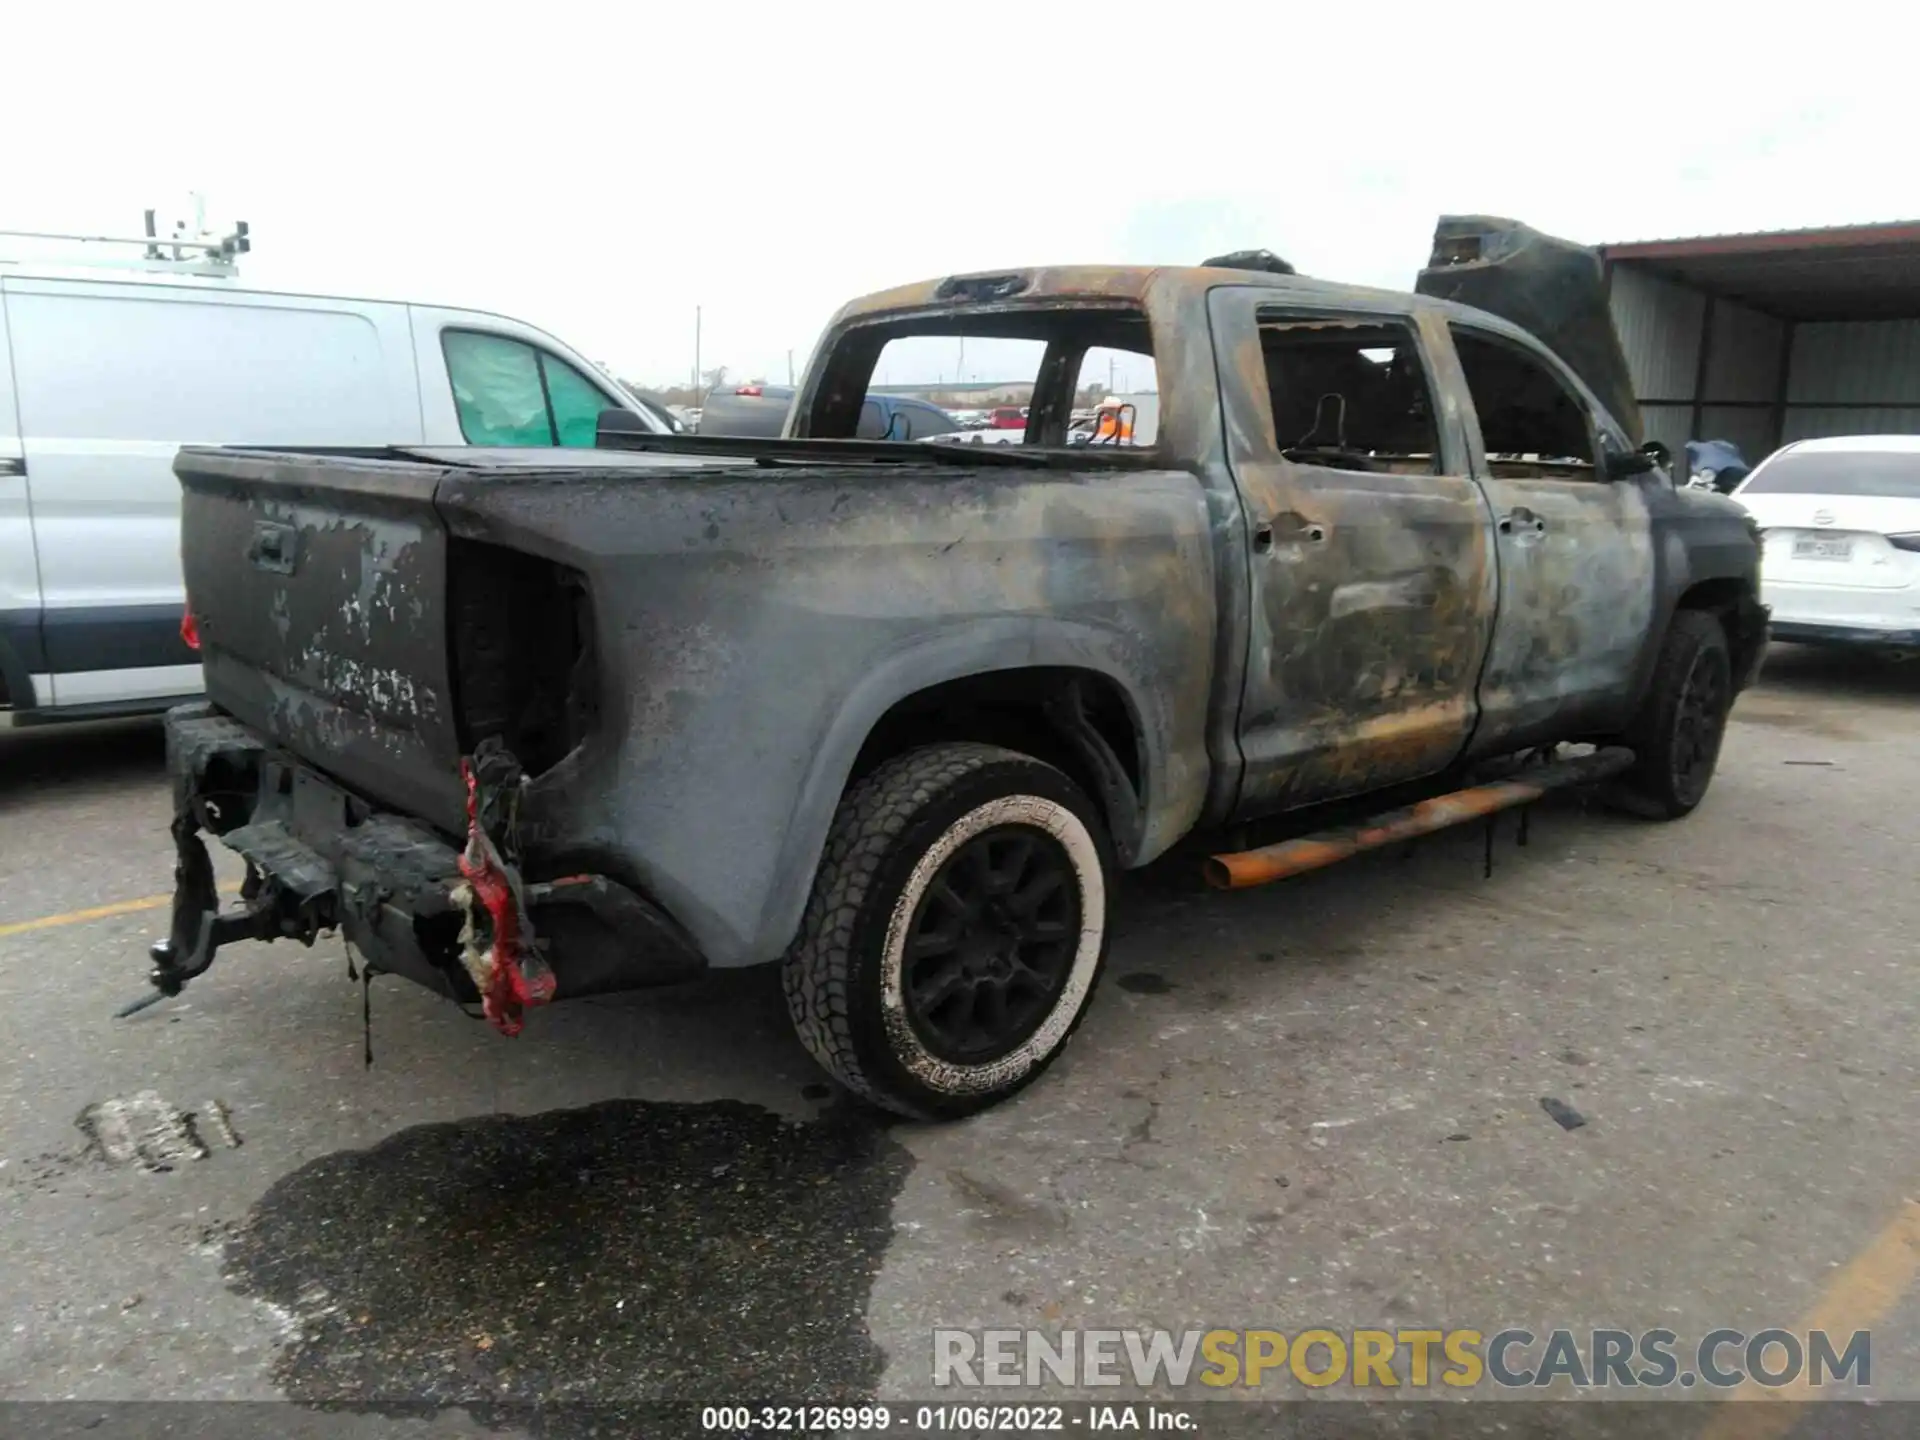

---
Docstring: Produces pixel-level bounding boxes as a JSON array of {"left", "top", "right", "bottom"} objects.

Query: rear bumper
[
  {"left": 1761, "top": 576, "right": 1920, "bottom": 634},
  {"left": 150, "top": 703, "right": 705, "bottom": 1011}
]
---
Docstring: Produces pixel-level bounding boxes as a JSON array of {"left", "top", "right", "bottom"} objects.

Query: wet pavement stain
[{"left": 223, "top": 1099, "right": 912, "bottom": 1432}]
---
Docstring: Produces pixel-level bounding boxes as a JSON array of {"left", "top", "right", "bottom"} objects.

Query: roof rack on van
[{"left": 0, "top": 207, "right": 252, "bottom": 278}]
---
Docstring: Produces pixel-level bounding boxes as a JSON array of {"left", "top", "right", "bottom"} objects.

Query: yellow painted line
[
  {"left": 0, "top": 883, "right": 246, "bottom": 941},
  {"left": 0, "top": 893, "right": 173, "bottom": 939},
  {"left": 1699, "top": 1198, "right": 1920, "bottom": 1440}
]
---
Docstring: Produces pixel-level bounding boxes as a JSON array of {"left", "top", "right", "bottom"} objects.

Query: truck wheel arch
[
  {"left": 756, "top": 637, "right": 1165, "bottom": 967},
  {"left": 1662, "top": 575, "right": 1767, "bottom": 696}
]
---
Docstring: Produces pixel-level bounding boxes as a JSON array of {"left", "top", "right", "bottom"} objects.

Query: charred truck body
[{"left": 150, "top": 219, "right": 1768, "bottom": 1118}]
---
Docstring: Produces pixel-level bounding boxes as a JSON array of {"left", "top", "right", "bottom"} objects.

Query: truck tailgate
[{"left": 176, "top": 448, "right": 468, "bottom": 833}]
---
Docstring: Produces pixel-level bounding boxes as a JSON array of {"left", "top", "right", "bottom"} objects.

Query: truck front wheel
[
  {"left": 1615, "top": 609, "right": 1733, "bottom": 819},
  {"left": 783, "top": 743, "right": 1114, "bottom": 1120}
]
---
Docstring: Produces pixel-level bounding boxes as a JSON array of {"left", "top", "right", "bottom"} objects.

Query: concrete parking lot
[{"left": 2, "top": 646, "right": 1916, "bottom": 1436}]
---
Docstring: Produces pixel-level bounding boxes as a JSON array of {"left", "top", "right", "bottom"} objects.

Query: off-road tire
[
  {"left": 1615, "top": 609, "right": 1733, "bottom": 819},
  {"left": 782, "top": 743, "right": 1114, "bottom": 1120}
]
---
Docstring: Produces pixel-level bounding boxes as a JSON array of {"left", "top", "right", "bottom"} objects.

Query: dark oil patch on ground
[{"left": 223, "top": 1099, "right": 912, "bottom": 1434}]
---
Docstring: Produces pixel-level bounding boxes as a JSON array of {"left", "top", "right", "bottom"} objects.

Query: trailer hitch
[{"left": 115, "top": 813, "right": 291, "bottom": 1018}]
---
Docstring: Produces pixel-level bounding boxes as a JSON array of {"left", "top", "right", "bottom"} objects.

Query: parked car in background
[
  {"left": 859, "top": 395, "right": 959, "bottom": 441},
  {"left": 989, "top": 406, "right": 1028, "bottom": 430},
  {"left": 690, "top": 385, "right": 957, "bottom": 441},
  {"left": 621, "top": 386, "right": 691, "bottom": 434},
  {"left": 696, "top": 383, "right": 795, "bottom": 438},
  {"left": 1732, "top": 435, "right": 1920, "bottom": 654},
  {"left": 0, "top": 255, "right": 669, "bottom": 723}
]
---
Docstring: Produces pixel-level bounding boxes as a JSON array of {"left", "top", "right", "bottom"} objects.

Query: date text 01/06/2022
[{"left": 697, "top": 1404, "right": 1197, "bottom": 1432}]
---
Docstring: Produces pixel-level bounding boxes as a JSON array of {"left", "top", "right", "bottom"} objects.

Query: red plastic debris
[
  {"left": 456, "top": 757, "right": 555, "bottom": 1036},
  {"left": 180, "top": 609, "right": 201, "bottom": 651}
]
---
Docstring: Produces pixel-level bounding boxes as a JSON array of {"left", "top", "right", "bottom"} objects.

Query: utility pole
[
  {"left": 1108, "top": 355, "right": 1116, "bottom": 394},
  {"left": 694, "top": 305, "right": 702, "bottom": 405},
  {"left": 788, "top": 348, "right": 794, "bottom": 385}
]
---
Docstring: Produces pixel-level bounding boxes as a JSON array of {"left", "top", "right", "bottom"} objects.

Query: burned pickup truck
[{"left": 146, "top": 218, "right": 1767, "bottom": 1118}]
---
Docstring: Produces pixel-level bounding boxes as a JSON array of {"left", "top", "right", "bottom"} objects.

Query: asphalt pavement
[{"left": 2, "top": 645, "right": 1916, "bottom": 1437}]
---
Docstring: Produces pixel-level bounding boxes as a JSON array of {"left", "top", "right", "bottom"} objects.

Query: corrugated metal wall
[{"left": 1608, "top": 264, "right": 1920, "bottom": 460}]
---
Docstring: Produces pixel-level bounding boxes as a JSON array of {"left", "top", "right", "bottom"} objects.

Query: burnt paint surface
[
  {"left": 1204, "top": 286, "right": 1499, "bottom": 814},
  {"left": 179, "top": 445, "right": 1220, "bottom": 970},
  {"left": 223, "top": 1099, "right": 911, "bottom": 1428},
  {"left": 1466, "top": 474, "right": 1657, "bottom": 751},
  {"left": 174, "top": 257, "right": 1762, "bottom": 983},
  {"left": 181, "top": 456, "right": 468, "bottom": 833},
  {"left": 438, "top": 461, "right": 1219, "bottom": 967}
]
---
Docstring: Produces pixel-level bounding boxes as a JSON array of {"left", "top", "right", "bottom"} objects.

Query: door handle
[
  {"left": 1252, "top": 520, "right": 1328, "bottom": 554},
  {"left": 0, "top": 458, "right": 23, "bottom": 478},
  {"left": 1497, "top": 509, "right": 1547, "bottom": 537}
]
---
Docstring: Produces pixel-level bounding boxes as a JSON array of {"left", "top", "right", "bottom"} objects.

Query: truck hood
[{"left": 1415, "top": 216, "right": 1644, "bottom": 446}]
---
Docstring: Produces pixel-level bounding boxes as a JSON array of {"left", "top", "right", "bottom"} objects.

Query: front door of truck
[
  {"left": 1207, "top": 288, "right": 1499, "bottom": 819},
  {"left": 1433, "top": 322, "right": 1657, "bottom": 755}
]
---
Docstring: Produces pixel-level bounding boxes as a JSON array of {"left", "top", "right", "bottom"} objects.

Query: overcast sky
[{"left": 10, "top": 3, "right": 1916, "bottom": 390}]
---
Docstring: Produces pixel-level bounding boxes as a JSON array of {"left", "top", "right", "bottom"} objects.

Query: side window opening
[
  {"left": 1069, "top": 345, "right": 1157, "bottom": 448},
  {"left": 1450, "top": 329, "right": 1596, "bottom": 479},
  {"left": 443, "top": 330, "right": 617, "bottom": 448},
  {"left": 1257, "top": 316, "right": 1439, "bottom": 475}
]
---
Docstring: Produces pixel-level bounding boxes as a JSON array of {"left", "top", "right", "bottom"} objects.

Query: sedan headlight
[{"left": 1887, "top": 533, "right": 1920, "bottom": 553}]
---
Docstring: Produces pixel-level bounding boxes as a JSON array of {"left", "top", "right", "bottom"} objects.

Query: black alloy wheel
[{"left": 899, "top": 826, "right": 1080, "bottom": 1064}]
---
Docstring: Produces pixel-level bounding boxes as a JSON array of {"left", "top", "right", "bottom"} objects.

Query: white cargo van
[{"left": 0, "top": 238, "right": 664, "bottom": 722}]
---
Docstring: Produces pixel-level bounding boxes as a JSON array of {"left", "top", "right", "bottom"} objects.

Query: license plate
[{"left": 1792, "top": 537, "right": 1853, "bottom": 561}]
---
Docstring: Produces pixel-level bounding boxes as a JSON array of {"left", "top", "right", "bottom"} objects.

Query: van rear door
[
  {"left": 0, "top": 285, "right": 41, "bottom": 709},
  {"left": 3, "top": 279, "right": 419, "bottom": 708}
]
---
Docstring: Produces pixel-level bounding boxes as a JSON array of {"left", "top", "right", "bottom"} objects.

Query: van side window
[
  {"left": 1449, "top": 329, "right": 1596, "bottom": 479},
  {"left": 1258, "top": 315, "right": 1440, "bottom": 474},
  {"left": 542, "top": 357, "right": 611, "bottom": 447},
  {"left": 442, "top": 330, "right": 614, "bottom": 448}
]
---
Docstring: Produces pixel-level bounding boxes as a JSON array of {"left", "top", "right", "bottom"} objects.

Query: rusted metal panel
[{"left": 1203, "top": 286, "right": 1500, "bottom": 814}]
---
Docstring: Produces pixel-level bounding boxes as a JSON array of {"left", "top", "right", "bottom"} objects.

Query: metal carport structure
[{"left": 1599, "top": 221, "right": 1920, "bottom": 462}]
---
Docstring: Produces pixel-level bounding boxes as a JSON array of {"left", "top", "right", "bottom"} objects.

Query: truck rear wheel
[
  {"left": 782, "top": 743, "right": 1113, "bottom": 1120},
  {"left": 1615, "top": 609, "right": 1733, "bottom": 819}
]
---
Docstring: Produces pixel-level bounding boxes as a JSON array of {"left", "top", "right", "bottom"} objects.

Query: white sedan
[{"left": 1732, "top": 435, "right": 1920, "bottom": 654}]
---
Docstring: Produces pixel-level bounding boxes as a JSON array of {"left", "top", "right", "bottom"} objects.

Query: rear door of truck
[{"left": 1205, "top": 285, "right": 1500, "bottom": 817}]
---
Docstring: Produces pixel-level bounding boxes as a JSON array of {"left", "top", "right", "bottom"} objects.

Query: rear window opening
[{"left": 799, "top": 304, "right": 1158, "bottom": 450}]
